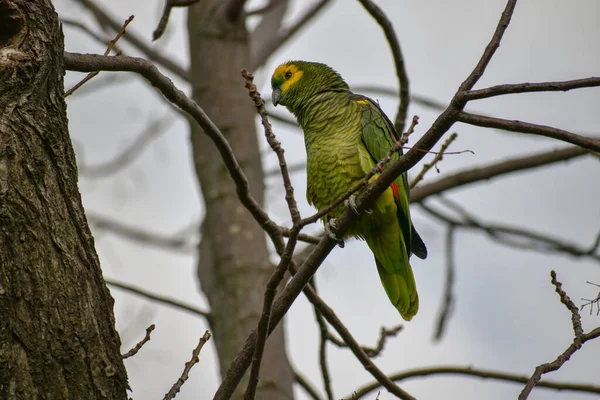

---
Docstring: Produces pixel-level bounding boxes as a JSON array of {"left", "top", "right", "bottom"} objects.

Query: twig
[
  {"left": 352, "top": 85, "right": 448, "bottom": 113},
  {"left": 346, "top": 365, "right": 600, "bottom": 399},
  {"left": 251, "top": 0, "right": 331, "bottom": 69},
  {"left": 409, "top": 133, "right": 458, "bottom": 189},
  {"left": 299, "top": 115, "right": 419, "bottom": 228},
  {"left": 242, "top": 69, "right": 301, "bottom": 224},
  {"left": 310, "top": 277, "right": 334, "bottom": 400},
  {"left": 106, "top": 279, "right": 211, "bottom": 320},
  {"left": 77, "top": 0, "right": 189, "bottom": 80},
  {"left": 122, "top": 324, "right": 155, "bottom": 359},
  {"left": 288, "top": 264, "right": 415, "bottom": 400},
  {"left": 241, "top": 69, "right": 303, "bottom": 400},
  {"left": 519, "top": 271, "right": 600, "bottom": 399},
  {"left": 79, "top": 115, "right": 172, "bottom": 178},
  {"left": 358, "top": 0, "right": 410, "bottom": 133},
  {"left": 464, "top": 77, "right": 600, "bottom": 100},
  {"left": 581, "top": 281, "right": 600, "bottom": 316},
  {"left": 163, "top": 330, "right": 211, "bottom": 400},
  {"left": 422, "top": 199, "right": 600, "bottom": 263},
  {"left": 65, "top": 15, "right": 134, "bottom": 97},
  {"left": 433, "top": 225, "right": 456, "bottom": 341},
  {"left": 411, "top": 145, "right": 592, "bottom": 202},
  {"left": 327, "top": 325, "right": 403, "bottom": 359},
  {"left": 60, "top": 18, "right": 122, "bottom": 52},
  {"left": 294, "top": 369, "right": 324, "bottom": 400},
  {"left": 88, "top": 213, "right": 196, "bottom": 253},
  {"left": 153, "top": 0, "right": 200, "bottom": 41},
  {"left": 457, "top": 111, "right": 600, "bottom": 152}
]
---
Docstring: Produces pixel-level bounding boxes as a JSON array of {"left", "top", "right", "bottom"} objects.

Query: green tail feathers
[{"left": 374, "top": 258, "right": 418, "bottom": 321}]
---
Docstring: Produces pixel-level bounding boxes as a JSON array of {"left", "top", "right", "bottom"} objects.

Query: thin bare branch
[
  {"left": 76, "top": 0, "right": 189, "bottom": 80},
  {"left": 294, "top": 369, "right": 324, "bottom": 400},
  {"left": 327, "top": 325, "right": 403, "bottom": 359},
  {"left": 153, "top": 0, "right": 200, "bottom": 41},
  {"left": 79, "top": 115, "right": 171, "bottom": 178},
  {"left": 357, "top": 0, "right": 410, "bottom": 132},
  {"left": 457, "top": 111, "right": 600, "bottom": 152},
  {"left": 409, "top": 133, "right": 458, "bottom": 189},
  {"left": 581, "top": 280, "right": 600, "bottom": 316},
  {"left": 421, "top": 200, "right": 600, "bottom": 263},
  {"left": 311, "top": 278, "right": 334, "bottom": 400},
  {"left": 65, "top": 15, "right": 134, "bottom": 97},
  {"left": 411, "top": 145, "right": 591, "bottom": 202},
  {"left": 88, "top": 213, "right": 195, "bottom": 253},
  {"left": 106, "top": 279, "right": 211, "bottom": 320},
  {"left": 347, "top": 365, "right": 600, "bottom": 399},
  {"left": 290, "top": 266, "right": 415, "bottom": 400},
  {"left": 243, "top": 69, "right": 301, "bottom": 224},
  {"left": 519, "top": 271, "right": 600, "bottom": 399},
  {"left": 352, "top": 85, "right": 448, "bottom": 113},
  {"left": 464, "top": 77, "right": 600, "bottom": 101},
  {"left": 61, "top": 18, "right": 121, "bottom": 51},
  {"left": 122, "top": 324, "right": 155, "bottom": 359},
  {"left": 433, "top": 225, "right": 456, "bottom": 341},
  {"left": 251, "top": 0, "right": 331, "bottom": 70},
  {"left": 163, "top": 330, "right": 211, "bottom": 400}
]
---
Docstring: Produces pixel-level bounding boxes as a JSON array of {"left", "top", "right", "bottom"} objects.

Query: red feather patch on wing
[{"left": 390, "top": 182, "right": 400, "bottom": 202}]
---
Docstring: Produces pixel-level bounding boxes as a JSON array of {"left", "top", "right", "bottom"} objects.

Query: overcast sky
[{"left": 56, "top": 0, "right": 599, "bottom": 399}]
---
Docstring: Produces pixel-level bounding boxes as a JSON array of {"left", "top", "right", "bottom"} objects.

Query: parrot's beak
[{"left": 272, "top": 88, "right": 283, "bottom": 106}]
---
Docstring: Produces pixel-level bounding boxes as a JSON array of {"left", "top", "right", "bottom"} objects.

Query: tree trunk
[
  {"left": 0, "top": 1, "right": 128, "bottom": 398},
  {"left": 187, "top": 2, "right": 294, "bottom": 399}
]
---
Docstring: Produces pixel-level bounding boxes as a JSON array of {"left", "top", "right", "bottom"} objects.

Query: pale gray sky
[{"left": 57, "top": 0, "right": 599, "bottom": 399}]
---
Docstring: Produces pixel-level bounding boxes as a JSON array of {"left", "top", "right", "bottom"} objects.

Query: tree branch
[
  {"left": 421, "top": 200, "right": 600, "bottom": 263},
  {"left": 122, "top": 324, "right": 155, "bottom": 359},
  {"left": 294, "top": 369, "right": 324, "bottom": 400},
  {"left": 87, "top": 212, "right": 195, "bottom": 253},
  {"left": 163, "top": 330, "right": 211, "bottom": 400},
  {"left": 464, "top": 77, "right": 600, "bottom": 101},
  {"left": 347, "top": 365, "right": 600, "bottom": 399},
  {"left": 106, "top": 279, "right": 211, "bottom": 320},
  {"left": 433, "top": 225, "right": 456, "bottom": 341},
  {"left": 357, "top": 0, "right": 410, "bottom": 132},
  {"left": 76, "top": 0, "right": 190, "bottom": 80},
  {"left": 411, "top": 145, "right": 592, "bottom": 202},
  {"left": 457, "top": 111, "right": 600, "bottom": 152},
  {"left": 153, "top": 0, "right": 200, "bottom": 41},
  {"left": 519, "top": 271, "right": 600, "bottom": 399},
  {"left": 251, "top": 0, "right": 331, "bottom": 70}
]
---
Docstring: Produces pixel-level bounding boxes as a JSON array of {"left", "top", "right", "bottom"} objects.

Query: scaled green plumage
[{"left": 271, "top": 61, "right": 427, "bottom": 320}]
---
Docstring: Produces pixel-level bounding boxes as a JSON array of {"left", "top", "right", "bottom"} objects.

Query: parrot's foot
[
  {"left": 344, "top": 195, "right": 372, "bottom": 215},
  {"left": 324, "top": 218, "right": 345, "bottom": 248}
]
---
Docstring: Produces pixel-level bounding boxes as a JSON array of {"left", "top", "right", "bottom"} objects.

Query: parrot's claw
[
  {"left": 324, "top": 218, "right": 345, "bottom": 248},
  {"left": 344, "top": 195, "right": 373, "bottom": 215}
]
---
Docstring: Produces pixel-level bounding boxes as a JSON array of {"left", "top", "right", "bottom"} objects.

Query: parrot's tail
[{"left": 373, "top": 256, "right": 419, "bottom": 321}]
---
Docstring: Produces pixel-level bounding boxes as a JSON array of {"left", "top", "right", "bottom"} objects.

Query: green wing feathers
[{"left": 356, "top": 95, "right": 427, "bottom": 320}]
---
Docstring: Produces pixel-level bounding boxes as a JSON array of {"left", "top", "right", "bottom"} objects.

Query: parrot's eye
[{"left": 284, "top": 71, "right": 292, "bottom": 80}]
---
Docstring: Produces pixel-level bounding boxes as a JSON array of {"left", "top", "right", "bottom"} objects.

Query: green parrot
[{"left": 271, "top": 61, "right": 428, "bottom": 320}]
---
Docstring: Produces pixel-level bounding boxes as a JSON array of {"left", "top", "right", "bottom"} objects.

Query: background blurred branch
[
  {"left": 347, "top": 365, "right": 600, "bottom": 399},
  {"left": 519, "top": 271, "right": 600, "bottom": 399},
  {"left": 106, "top": 279, "right": 211, "bottom": 320},
  {"left": 358, "top": 0, "right": 410, "bottom": 132}
]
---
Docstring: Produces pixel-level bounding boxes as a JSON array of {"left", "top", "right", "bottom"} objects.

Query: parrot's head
[{"left": 271, "top": 61, "right": 349, "bottom": 115}]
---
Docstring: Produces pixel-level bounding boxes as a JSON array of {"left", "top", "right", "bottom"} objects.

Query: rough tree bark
[
  {"left": 187, "top": 2, "right": 294, "bottom": 399},
  {"left": 0, "top": 0, "right": 128, "bottom": 398}
]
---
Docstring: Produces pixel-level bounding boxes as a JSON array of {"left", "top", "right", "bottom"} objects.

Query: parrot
[{"left": 271, "top": 61, "right": 428, "bottom": 321}]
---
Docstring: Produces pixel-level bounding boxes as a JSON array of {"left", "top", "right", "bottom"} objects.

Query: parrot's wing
[{"left": 353, "top": 94, "right": 427, "bottom": 260}]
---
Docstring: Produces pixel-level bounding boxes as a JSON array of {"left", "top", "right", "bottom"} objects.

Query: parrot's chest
[{"left": 305, "top": 139, "right": 364, "bottom": 212}]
